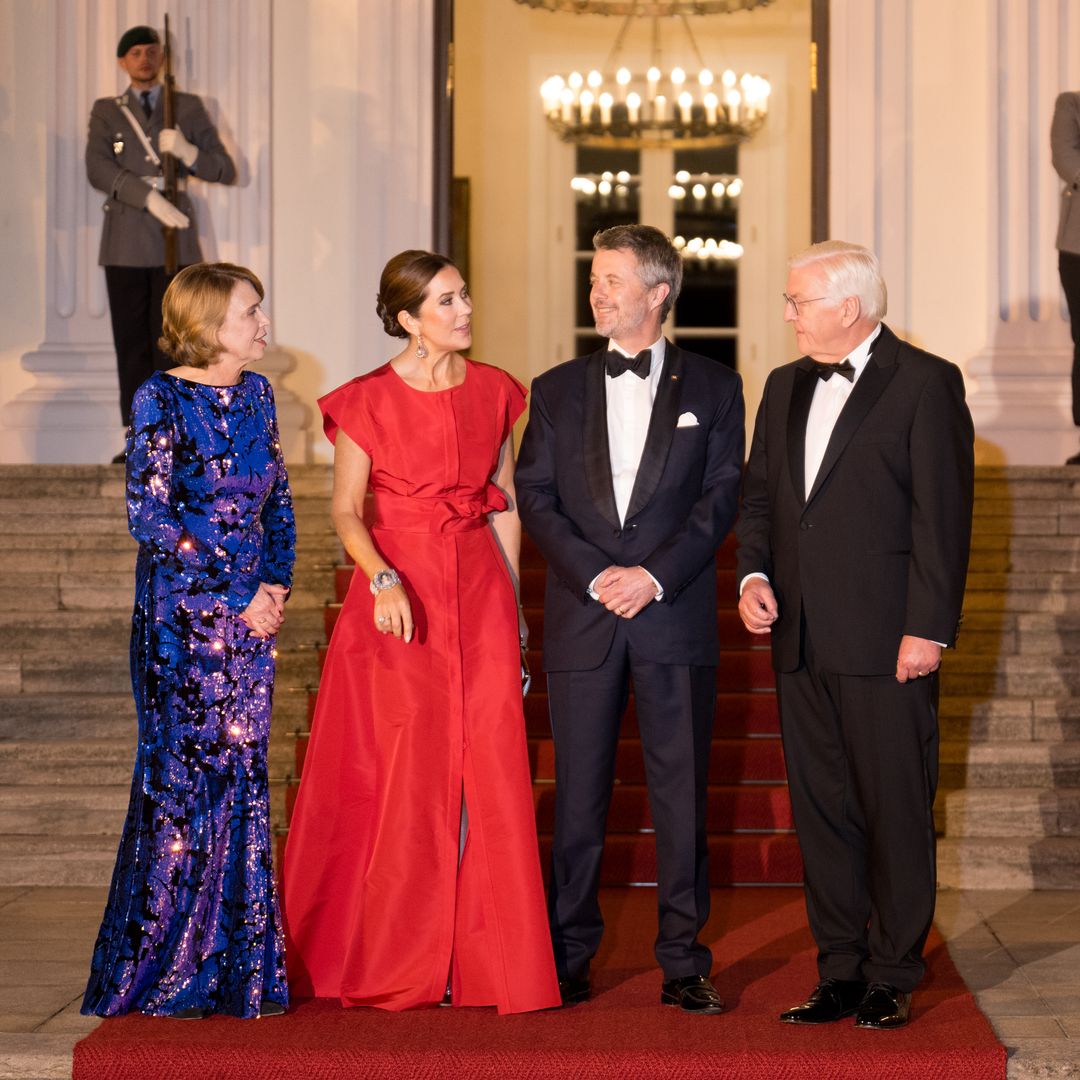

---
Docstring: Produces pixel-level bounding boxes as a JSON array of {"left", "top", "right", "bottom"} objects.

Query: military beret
[{"left": 117, "top": 25, "right": 160, "bottom": 58}]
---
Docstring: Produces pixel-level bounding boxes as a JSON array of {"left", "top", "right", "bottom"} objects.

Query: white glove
[
  {"left": 145, "top": 189, "right": 190, "bottom": 229},
  {"left": 159, "top": 127, "right": 199, "bottom": 168}
]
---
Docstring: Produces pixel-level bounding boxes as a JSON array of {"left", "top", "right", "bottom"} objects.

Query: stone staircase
[
  {"left": 2, "top": 465, "right": 1080, "bottom": 889},
  {"left": 0, "top": 465, "right": 338, "bottom": 886},
  {"left": 937, "top": 467, "right": 1080, "bottom": 888}
]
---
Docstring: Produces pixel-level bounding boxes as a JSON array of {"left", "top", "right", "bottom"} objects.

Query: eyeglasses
[{"left": 782, "top": 293, "right": 829, "bottom": 317}]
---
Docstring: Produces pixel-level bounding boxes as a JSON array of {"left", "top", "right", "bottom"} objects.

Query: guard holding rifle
[{"left": 86, "top": 23, "right": 236, "bottom": 460}]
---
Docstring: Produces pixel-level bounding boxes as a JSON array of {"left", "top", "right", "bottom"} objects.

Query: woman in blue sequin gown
[{"left": 82, "top": 263, "right": 295, "bottom": 1019}]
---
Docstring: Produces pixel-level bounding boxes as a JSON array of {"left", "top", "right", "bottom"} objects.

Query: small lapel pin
[{"left": 671, "top": 374, "right": 679, "bottom": 381}]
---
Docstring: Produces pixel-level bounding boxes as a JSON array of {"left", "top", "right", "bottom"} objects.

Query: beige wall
[
  {"left": 0, "top": 0, "right": 48, "bottom": 420},
  {"left": 454, "top": 0, "right": 813, "bottom": 432}
]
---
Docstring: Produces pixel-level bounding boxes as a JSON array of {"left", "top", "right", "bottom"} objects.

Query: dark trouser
[
  {"left": 776, "top": 626, "right": 939, "bottom": 993},
  {"left": 545, "top": 621, "right": 715, "bottom": 981},
  {"left": 104, "top": 265, "right": 176, "bottom": 426},
  {"left": 1060, "top": 251, "right": 1080, "bottom": 426}
]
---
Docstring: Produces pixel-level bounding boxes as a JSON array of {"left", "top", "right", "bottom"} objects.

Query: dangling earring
[{"left": 416, "top": 332, "right": 428, "bottom": 360}]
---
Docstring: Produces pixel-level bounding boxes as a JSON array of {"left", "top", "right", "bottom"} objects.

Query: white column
[
  {"left": 829, "top": 0, "right": 914, "bottom": 342},
  {"left": 829, "top": 0, "right": 1078, "bottom": 464},
  {"left": 0, "top": 0, "right": 310, "bottom": 463},
  {"left": 966, "top": 0, "right": 1080, "bottom": 464}
]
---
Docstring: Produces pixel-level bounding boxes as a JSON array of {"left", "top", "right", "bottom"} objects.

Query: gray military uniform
[{"left": 86, "top": 86, "right": 236, "bottom": 267}]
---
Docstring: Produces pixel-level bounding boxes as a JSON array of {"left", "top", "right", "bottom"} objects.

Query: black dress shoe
[
  {"left": 660, "top": 974, "right": 724, "bottom": 1014},
  {"left": 1067, "top": 450, "right": 1080, "bottom": 466},
  {"left": 854, "top": 982, "right": 912, "bottom": 1029},
  {"left": 110, "top": 449, "right": 126, "bottom": 464},
  {"left": 558, "top": 975, "right": 591, "bottom": 1006},
  {"left": 779, "top": 978, "right": 867, "bottom": 1024},
  {"left": 168, "top": 1006, "right": 209, "bottom": 1020},
  {"left": 259, "top": 1000, "right": 286, "bottom": 1017}
]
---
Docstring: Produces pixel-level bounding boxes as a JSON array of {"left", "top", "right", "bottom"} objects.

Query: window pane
[
  {"left": 671, "top": 146, "right": 739, "bottom": 334},
  {"left": 574, "top": 146, "right": 641, "bottom": 250},
  {"left": 674, "top": 335, "right": 736, "bottom": 370},
  {"left": 575, "top": 259, "right": 594, "bottom": 328},
  {"left": 677, "top": 260, "right": 737, "bottom": 328},
  {"left": 575, "top": 332, "right": 606, "bottom": 357}
]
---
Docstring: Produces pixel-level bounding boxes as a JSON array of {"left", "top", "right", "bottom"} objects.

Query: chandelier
[
  {"left": 536, "top": 12, "right": 770, "bottom": 148},
  {"left": 515, "top": 1, "right": 771, "bottom": 14}
]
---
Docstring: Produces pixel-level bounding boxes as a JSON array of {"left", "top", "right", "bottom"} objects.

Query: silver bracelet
[{"left": 369, "top": 568, "right": 401, "bottom": 595}]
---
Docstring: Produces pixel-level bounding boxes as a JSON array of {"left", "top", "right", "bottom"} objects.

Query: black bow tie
[
  {"left": 811, "top": 359, "right": 855, "bottom": 383},
  {"left": 604, "top": 348, "right": 652, "bottom": 380}
]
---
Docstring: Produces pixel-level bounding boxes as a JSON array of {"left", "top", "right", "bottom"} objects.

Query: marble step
[
  {"left": 943, "top": 788, "right": 1080, "bottom": 838},
  {"left": 0, "top": 737, "right": 297, "bottom": 786},
  {"left": 5, "top": 644, "right": 322, "bottom": 695},
  {"left": 938, "top": 741, "right": 1080, "bottom": 788},
  {"left": 0, "top": 608, "right": 330, "bottom": 654},
  {"left": 937, "top": 836, "right": 1080, "bottom": 889},
  {"left": 0, "top": 780, "right": 290, "bottom": 839},
  {"left": 939, "top": 696, "right": 1080, "bottom": 742},
  {"left": 0, "top": 834, "right": 133, "bottom": 887},
  {"left": 0, "top": 564, "right": 337, "bottom": 614},
  {"left": 0, "top": 686, "right": 309, "bottom": 739},
  {"left": 0, "top": 1033, "right": 88, "bottom": 1080}
]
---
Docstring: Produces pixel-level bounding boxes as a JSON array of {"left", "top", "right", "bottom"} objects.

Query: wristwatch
[{"left": 369, "top": 568, "right": 401, "bottom": 595}]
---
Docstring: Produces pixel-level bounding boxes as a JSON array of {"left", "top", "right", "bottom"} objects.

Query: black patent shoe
[
  {"left": 660, "top": 974, "right": 724, "bottom": 1014},
  {"left": 169, "top": 1006, "right": 209, "bottom": 1020},
  {"left": 259, "top": 1000, "right": 286, "bottom": 1017},
  {"left": 110, "top": 449, "right": 126, "bottom": 464},
  {"left": 558, "top": 975, "right": 591, "bottom": 1006},
  {"left": 779, "top": 978, "right": 867, "bottom": 1024},
  {"left": 854, "top": 982, "right": 912, "bottom": 1029}
]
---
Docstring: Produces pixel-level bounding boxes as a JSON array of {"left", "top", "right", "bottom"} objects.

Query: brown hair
[
  {"left": 593, "top": 224, "right": 683, "bottom": 322},
  {"left": 376, "top": 250, "right": 457, "bottom": 338},
  {"left": 159, "top": 262, "right": 265, "bottom": 368}
]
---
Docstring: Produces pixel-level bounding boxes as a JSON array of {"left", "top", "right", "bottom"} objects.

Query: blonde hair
[{"left": 159, "top": 262, "right": 265, "bottom": 369}]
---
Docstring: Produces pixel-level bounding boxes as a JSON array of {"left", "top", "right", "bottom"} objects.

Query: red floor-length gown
[{"left": 282, "top": 359, "right": 560, "bottom": 1014}]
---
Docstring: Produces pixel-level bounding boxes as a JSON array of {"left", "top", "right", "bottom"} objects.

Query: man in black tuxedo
[
  {"left": 736, "top": 241, "right": 974, "bottom": 1030},
  {"left": 515, "top": 225, "right": 744, "bottom": 1013}
]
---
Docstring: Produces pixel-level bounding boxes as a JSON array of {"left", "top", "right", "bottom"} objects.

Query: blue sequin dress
[{"left": 82, "top": 370, "right": 295, "bottom": 1018}]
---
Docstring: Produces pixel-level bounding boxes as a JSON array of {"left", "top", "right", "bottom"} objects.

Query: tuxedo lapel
[
  {"left": 805, "top": 326, "right": 900, "bottom": 505},
  {"left": 787, "top": 362, "right": 817, "bottom": 505},
  {"left": 582, "top": 350, "right": 620, "bottom": 528},
  {"left": 625, "top": 342, "right": 684, "bottom": 521}
]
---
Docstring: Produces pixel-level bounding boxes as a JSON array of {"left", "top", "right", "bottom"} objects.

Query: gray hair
[
  {"left": 593, "top": 224, "right": 683, "bottom": 322},
  {"left": 788, "top": 240, "right": 887, "bottom": 322}
]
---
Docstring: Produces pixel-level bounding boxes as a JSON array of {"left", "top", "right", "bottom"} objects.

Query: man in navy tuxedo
[
  {"left": 736, "top": 241, "right": 974, "bottom": 1029},
  {"left": 515, "top": 225, "right": 744, "bottom": 1012}
]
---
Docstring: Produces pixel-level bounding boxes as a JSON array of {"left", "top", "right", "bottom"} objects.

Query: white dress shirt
[
  {"left": 588, "top": 336, "right": 666, "bottom": 601},
  {"left": 804, "top": 323, "right": 881, "bottom": 493},
  {"left": 607, "top": 336, "right": 666, "bottom": 522}
]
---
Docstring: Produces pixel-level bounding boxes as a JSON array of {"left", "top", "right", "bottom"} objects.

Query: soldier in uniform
[{"left": 86, "top": 25, "right": 236, "bottom": 460}]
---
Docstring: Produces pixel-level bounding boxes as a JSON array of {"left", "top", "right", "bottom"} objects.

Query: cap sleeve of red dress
[
  {"left": 500, "top": 370, "right": 528, "bottom": 438},
  {"left": 318, "top": 379, "right": 374, "bottom": 456}
]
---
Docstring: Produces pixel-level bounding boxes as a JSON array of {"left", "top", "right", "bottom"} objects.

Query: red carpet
[{"left": 74, "top": 888, "right": 1006, "bottom": 1080}]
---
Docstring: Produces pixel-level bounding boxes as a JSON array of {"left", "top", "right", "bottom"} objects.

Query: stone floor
[{"left": 0, "top": 886, "right": 1077, "bottom": 1079}]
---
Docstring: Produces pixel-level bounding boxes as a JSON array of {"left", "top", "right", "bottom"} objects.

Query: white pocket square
[{"left": 676, "top": 412, "right": 699, "bottom": 428}]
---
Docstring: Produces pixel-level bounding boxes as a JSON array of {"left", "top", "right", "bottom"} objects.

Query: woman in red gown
[{"left": 283, "top": 251, "right": 559, "bottom": 1014}]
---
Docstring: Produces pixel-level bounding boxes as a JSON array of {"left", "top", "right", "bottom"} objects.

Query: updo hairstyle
[
  {"left": 376, "top": 250, "right": 457, "bottom": 339},
  {"left": 159, "top": 262, "right": 265, "bottom": 369}
]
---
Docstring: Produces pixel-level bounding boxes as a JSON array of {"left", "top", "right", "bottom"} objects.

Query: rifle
[{"left": 161, "top": 12, "right": 178, "bottom": 276}]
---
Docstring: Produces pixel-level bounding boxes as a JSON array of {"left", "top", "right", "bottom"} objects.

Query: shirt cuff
[
  {"left": 587, "top": 568, "right": 664, "bottom": 602},
  {"left": 739, "top": 571, "right": 770, "bottom": 596}
]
